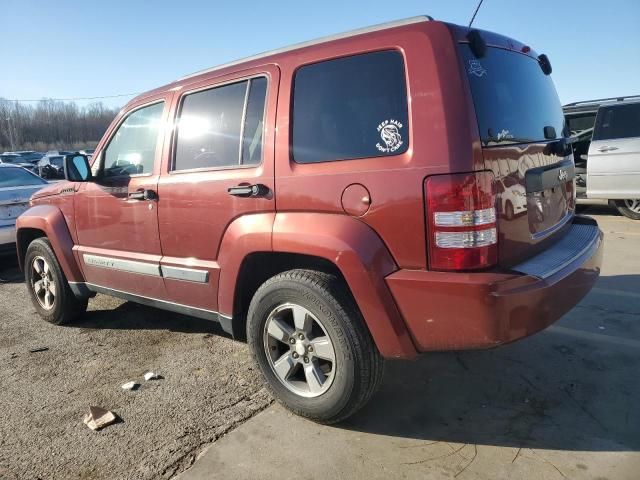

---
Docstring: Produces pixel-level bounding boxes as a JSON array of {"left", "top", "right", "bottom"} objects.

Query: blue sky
[{"left": 2, "top": 0, "right": 639, "bottom": 108}]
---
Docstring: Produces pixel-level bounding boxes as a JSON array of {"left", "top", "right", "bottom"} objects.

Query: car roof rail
[
  {"left": 176, "top": 16, "right": 433, "bottom": 82},
  {"left": 564, "top": 95, "right": 640, "bottom": 108}
]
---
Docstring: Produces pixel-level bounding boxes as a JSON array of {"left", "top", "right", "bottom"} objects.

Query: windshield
[
  {"left": 50, "top": 157, "right": 64, "bottom": 167},
  {"left": 1, "top": 156, "right": 20, "bottom": 163},
  {"left": 0, "top": 167, "right": 47, "bottom": 187},
  {"left": 460, "top": 45, "right": 565, "bottom": 146}
]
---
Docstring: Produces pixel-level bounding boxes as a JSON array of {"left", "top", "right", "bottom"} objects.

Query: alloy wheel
[
  {"left": 263, "top": 303, "right": 337, "bottom": 398},
  {"left": 31, "top": 256, "right": 56, "bottom": 310},
  {"left": 623, "top": 199, "right": 640, "bottom": 214}
]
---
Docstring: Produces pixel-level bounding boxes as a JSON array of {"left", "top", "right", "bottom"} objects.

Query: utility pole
[{"left": 5, "top": 114, "right": 16, "bottom": 151}]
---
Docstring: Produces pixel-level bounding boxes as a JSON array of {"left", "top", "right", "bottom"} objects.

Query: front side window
[
  {"left": 593, "top": 103, "right": 640, "bottom": 141},
  {"left": 103, "top": 102, "right": 164, "bottom": 177},
  {"left": 292, "top": 50, "right": 409, "bottom": 164},
  {"left": 174, "top": 77, "right": 267, "bottom": 171}
]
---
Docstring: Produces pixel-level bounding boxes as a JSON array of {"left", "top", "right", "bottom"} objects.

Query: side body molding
[
  {"left": 272, "top": 213, "right": 417, "bottom": 359},
  {"left": 16, "top": 205, "right": 84, "bottom": 282}
]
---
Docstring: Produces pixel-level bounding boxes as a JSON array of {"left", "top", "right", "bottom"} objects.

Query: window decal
[
  {"left": 468, "top": 59, "right": 487, "bottom": 77},
  {"left": 376, "top": 119, "right": 404, "bottom": 153}
]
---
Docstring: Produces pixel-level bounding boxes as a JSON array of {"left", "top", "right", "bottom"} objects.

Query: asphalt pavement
[{"left": 179, "top": 207, "right": 640, "bottom": 480}]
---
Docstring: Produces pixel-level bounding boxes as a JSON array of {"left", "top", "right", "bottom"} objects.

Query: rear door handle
[
  {"left": 128, "top": 189, "right": 158, "bottom": 201},
  {"left": 227, "top": 184, "right": 269, "bottom": 198},
  {"left": 597, "top": 145, "right": 619, "bottom": 152}
]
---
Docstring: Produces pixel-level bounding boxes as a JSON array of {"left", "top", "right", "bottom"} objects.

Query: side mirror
[{"left": 64, "top": 154, "right": 92, "bottom": 182}]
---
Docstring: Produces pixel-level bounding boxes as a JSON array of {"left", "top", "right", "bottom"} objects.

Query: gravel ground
[{"left": 0, "top": 260, "right": 272, "bottom": 480}]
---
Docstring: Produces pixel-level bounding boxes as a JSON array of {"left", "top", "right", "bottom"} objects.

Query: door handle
[
  {"left": 128, "top": 189, "right": 158, "bottom": 201},
  {"left": 597, "top": 145, "right": 619, "bottom": 152},
  {"left": 227, "top": 184, "right": 269, "bottom": 198}
]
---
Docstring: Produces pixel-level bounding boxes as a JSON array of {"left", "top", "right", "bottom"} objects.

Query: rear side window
[
  {"left": 174, "top": 77, "right": 267, "bottom": 171},
  {"left": 292, "top": 50, "right": 409, "bottom": 164},
  {"left": 593, "top": 103, "right": 640, "bottom": 141}
]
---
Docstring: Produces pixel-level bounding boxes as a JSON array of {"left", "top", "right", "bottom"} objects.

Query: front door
[
  {"left": 74, "top": 98, "right": 170, "bottom": 299},
  {"left": 156, "top": 66, "right": 278, "bottom": 315},
  {"left": 588, "top": 102, "right": 640, "bottom": 199}
]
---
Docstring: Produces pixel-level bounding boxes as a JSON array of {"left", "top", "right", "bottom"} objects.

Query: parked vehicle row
[
  {"left": 15, "top": 17, "right": 603, "bottom": 423},
  {"left": 0, "top": 149, "right": 95, "bottom": 180},
  {"left": 564, "top": 95, "right": 640, "bottom": 219}
]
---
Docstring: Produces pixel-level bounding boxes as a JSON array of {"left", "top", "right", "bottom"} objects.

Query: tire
[
  {"left": 505, "top": 201, "right": 514, "bottom": 220},
  {"left": 613, "top": 199, "right": 640, "bottom": 220},
  {"left": 25, "top": 238, "right": 88, "bottom": 325},
  {"left": 247, "top": 269, "right": 384, "bottom": 424}
]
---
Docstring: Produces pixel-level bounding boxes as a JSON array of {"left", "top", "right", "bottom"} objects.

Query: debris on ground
[
  {"left": 83, "top": 406, "right": 119, "bottom": 431},
  {"left": 121, "top": 381, "right": 139, "bottom": 391},
  {"left": 144, "top": 371, "right": 161, "bottom": 381},
  {"left": 29, "top": 346, "right": 49, "bottom": 353}
]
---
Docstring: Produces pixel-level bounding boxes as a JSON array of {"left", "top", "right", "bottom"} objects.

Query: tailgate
[
  {"left": 482, "top": 144, "right": 575, "bottom": 266},
  {"left": 459, "top": 40, "right": 574, "bottom": 267}
]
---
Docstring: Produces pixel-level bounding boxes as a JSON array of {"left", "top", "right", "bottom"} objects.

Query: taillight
[{"left": 425, "top": 171, "right": 497, "bottom": 271}]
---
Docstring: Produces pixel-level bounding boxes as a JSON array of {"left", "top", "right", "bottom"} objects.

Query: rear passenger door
[
  {"left": 588, "top": 103, "right": 640, "bottom": 199},
  {"left": 157, "top": 66, "right": 278, "bottom": 315}
]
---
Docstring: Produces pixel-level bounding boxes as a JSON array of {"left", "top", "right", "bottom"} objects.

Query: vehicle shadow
[
  {"left": 0, "top": 259, "right": 23, "bottom": 284},
  {"left": 70, "top": 301, "right": 232, "bottom": 336},
  {"left": 341, "top": 275, "right": 640, "bottom": 452}
]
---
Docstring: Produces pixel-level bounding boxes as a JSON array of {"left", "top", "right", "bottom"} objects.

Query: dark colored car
[
  {"left": 37, "top": 154, "right": 65, "bottom": 179},
  {"left": 17, "top": 16, "right": 602, "bottom": 423}
]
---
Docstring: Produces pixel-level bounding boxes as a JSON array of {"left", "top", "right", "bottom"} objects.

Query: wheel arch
[
  {"left": 16, "top": 205, "right": 84, "bottom": 282},
  {"left": 218, "top": 212, "right": 417, "bottom": 359}
]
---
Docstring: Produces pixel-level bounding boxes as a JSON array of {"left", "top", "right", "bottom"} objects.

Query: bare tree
[{"left": 0, "top": 98, "right": 119, "bottom": 151}]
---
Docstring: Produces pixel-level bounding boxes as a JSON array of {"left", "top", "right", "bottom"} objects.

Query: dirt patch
[{"left": 0, "top": 264, "right": 272, "bottom": 479}]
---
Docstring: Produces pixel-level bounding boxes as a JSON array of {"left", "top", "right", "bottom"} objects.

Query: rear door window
[
  {"left": 173, "top": 77, "right": 267, "bottom": 171},
  {"left": 292, "top": 50, "right": 409, "bottom": 163},
  {"left": 593, "top": 103, "right": 640, "bottom": 141}
]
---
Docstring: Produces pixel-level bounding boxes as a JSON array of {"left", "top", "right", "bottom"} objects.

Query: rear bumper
[{"left": 386, "top": 217, "right": 603, "bottom": 352}]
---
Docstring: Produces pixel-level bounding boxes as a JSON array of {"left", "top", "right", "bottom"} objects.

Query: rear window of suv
[
  {"left": 461, "top": 46, "right": 565, "bottom": 146},
  {"left": 592, "top": 103, "right": 640, "bottom": 141},
  {"left": 292, "top": 50, "right": 409, "bottom": 163}
]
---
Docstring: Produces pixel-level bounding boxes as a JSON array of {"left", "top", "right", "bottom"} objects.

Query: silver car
[
  {"left": 587, "top": 99, "right": 640, "bottom": 219},
  {"left": 0, "top": 165, "right": 48, "bottom": 253}
]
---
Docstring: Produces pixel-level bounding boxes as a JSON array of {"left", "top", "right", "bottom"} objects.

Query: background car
[
  {"left": 564, "top": 95, "right": 640, "bottom": 219},
  {"left": 37, "top": 154, "right": 66, "bottom": 179},
  {"left": 0, "top": 164, "right": 48, "bottom": 254},
  {"left": 0, "top": 153, "right": 38, "bottom": 173}
]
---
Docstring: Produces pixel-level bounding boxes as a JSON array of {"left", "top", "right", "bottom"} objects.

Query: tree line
[{"left": 0, "top": 98, "right": 119, "bottom": 152}]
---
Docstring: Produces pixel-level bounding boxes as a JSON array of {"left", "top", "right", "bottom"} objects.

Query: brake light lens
[{"left": 426, "top": 171, "right": 497, "bottom": 271}]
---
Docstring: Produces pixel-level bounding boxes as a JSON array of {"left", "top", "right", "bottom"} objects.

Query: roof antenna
[{"left": 468, "top": 0, "right": 485, "bottom": 27}]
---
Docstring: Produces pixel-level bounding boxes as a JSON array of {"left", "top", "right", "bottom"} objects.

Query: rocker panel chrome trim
[
  {"left": 83, "top": 254, "right": 161, "bottom": 277},
  {"left": 161, "top": 265, "right": 209, "bottom": 283}
]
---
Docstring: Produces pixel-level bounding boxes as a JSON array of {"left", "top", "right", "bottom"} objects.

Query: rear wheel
[
  {"left": 614, "top": 199, "right": 640, "bottom": 220},
  {"left": 247, "top": 269, "right": 384, "bottom": 424},
  {"left": 25, "top": 238, "right": 88, "bottom": 325}
]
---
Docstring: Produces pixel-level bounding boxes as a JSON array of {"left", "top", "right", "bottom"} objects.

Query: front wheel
[
  {"left": 25, "top": 238, "right": 88, "bottom": 325},
  {"left": 614, "top": 199, "right": 640, "bottom": 220},
  {"left": 247, "top": 269, "right": 384, "bottom": 424}
]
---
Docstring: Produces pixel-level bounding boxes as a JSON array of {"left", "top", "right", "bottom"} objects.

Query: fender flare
[
  {"left": 217, "top": 212, "right": 417, "bottom": 359},
  {"left": 16, "top": 205, "right": 84, "bottom": 283}
]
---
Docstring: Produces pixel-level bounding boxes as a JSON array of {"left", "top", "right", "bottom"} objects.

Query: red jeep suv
[{"left": 17, "top": 16, "right": 603, "bottom": 423}]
